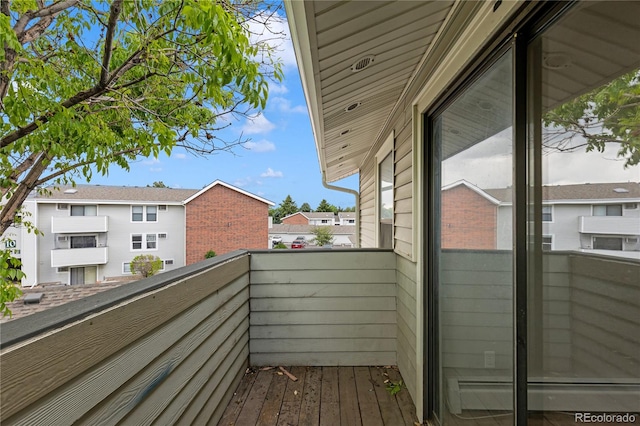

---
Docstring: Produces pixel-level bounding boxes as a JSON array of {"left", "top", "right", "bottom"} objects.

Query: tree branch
[
  {"left": 34, "top": 147, "right": 145, "bottom": 186},
  {"left": 100, "top": 0, "right": 124, "bottom": 86},
  {"left": 13, "top": 0, "right": 79, "bottom": 35}
]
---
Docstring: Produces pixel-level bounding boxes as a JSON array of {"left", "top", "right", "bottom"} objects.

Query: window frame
[
  {"left": 131, "top": 205, "right": 159, "bottom": 223},
  {"left": 375, "top": 131, "right": 394, "bottom": 249},
  {"left": 131, "top": 233, "right": 159, "bottom": 251}
]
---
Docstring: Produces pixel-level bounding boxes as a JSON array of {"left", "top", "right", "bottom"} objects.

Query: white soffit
[{"left": 286, "top": 0, "right": 455, "bottom": 182}]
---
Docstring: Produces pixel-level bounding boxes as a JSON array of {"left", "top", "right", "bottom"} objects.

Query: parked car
[
  {"left": 271, "top": 235, "right": 282, "bottom": 247},
  {"left": 291, "top": 238, "right": 307, "bottom": 249}
]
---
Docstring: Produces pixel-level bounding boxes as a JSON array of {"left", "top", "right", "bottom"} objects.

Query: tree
[
  {"left": 0, "top": 0, "right": 283, "bottom": 236},
  {"left": 270, "top": 194, "right": 298, "bottom": 223},
  {"left": 315, "top": 199, "right": 337, "bottom": 213},
  {"left": 0, "top": 0, "right": 283, "bottom": 310},
  {"left": 1, "top": 246, "right": 23, "bottom": 317},
  {"left": 300, "top": 202, "right": 312, "bottom": 212},
  {"left": 543, "top": 70, "right": 640, "bottom": 167},
  {"left": 311, "top": 226, "right": 334, "bottom": 247},
  {"left": 130, "top": 254, "right": 163, "bottom": 278},
  {"left": 148, "top": 181, "right": 168, "bottom": 188}
]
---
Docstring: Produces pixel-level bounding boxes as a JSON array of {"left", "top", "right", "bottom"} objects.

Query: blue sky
[{"left": 82, "top": 11, "right": 359, "bottom": 210}]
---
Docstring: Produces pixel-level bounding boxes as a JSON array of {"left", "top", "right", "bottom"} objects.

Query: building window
[
  {"left": 321, "top": 219, "right": 328, "bottom": 223},
  {"left": 542, "top": 205, "right": 552, "bottom": 222},
  {"left": 132, "top": 233, "right": 158, "bottom": 250},
  {"left": 593, "top": 204, "right": 623, "bottom": 216},
  {"left": 146, "top": 206, "right": 157, "bottom": 222},
  {"left": 378, "top": 152, "right": 393, "bottom": 248},
  {"left": 132, "top": 206, "right": 144, "bottom": 222},
  {"left": 123, "top": 263, "right": 131, "bottom": 274},
  {"left": 71, "top": 205, "right": 97, "bottom": 216},
  {"left": 132, "top": 234, "right": 142, "bottom": 250},
  {"left": 146, "top": 234, "right": 157, "bottom": 249},
  {"left": 593, "top": 237, "right": 623, "bottom": 251},
  {"left": 70, "top": 235, "right": 96, "bottom": 249},
  {"left": 542, "top": 236, "right": 552, "bottom": 251},
  {"left": 131, "top": 205, "right": 158, "bottom": 222}
]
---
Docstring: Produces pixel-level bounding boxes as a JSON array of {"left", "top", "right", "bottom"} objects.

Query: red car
[{"left": 291, "top": 238, "right": 306, "bottom": 249}]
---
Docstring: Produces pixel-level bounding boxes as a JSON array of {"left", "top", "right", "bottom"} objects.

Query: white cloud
[
  {"left": 149, "top": 167, "right": 163, "bottom": 173},
  {"left": 242, "top": 113, "right": 275, "bottom": 135},
  {"left": 243, "top": 139, "right": 276, "bottom": 152},
  {"left": 233, "top": 176, "right": 264, "bottom": 187},
  {"left": 269, "top": 83, "right": 289, "bottom": 95},
  {"left": 260, "top": 168, "right": 284, "bottom": 178},
  {"left": 173, "top": 153, "right": 187, "bottom": 160},
  {"left": 270, "top": 96, "right": 307, "bottom": 114},
  {"left": 142, "top": 158, "right": 161, "bottom": 165},
  {"left": 246, "top": 11, "right": 297, "bottom": 69}
]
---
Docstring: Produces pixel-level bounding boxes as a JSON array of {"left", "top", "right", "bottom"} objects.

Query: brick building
[
  {"left": 184, "top": 181, "right": 273, "bottom": 264},
  {"left": 441, "top": 181, "right": 499, "bottom": 249}
]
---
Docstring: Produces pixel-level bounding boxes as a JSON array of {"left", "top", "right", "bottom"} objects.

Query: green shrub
[
  {"left": 205, "top": 250, "right": 217, "bottom": 259},
  {"left": 273, "top": 242, "right": 287, "bottom": 249},
  {"left": 130, "top": 254, "right": 163, "bottom": 277}
]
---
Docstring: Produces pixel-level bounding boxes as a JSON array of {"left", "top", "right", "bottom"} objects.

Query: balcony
[
  {"left": 51, "top": 215, "right": 108, "bottom": 234},
  {"left": 579, "top": 215, "right": 640, "bottom": 235},
  {"left": 50, "top": 246, "right": 108, "bottom": 267},
  {"left": 1, "top": 249, "right": 638, "bottom": 425},
  {"left": 1, "top": 249, "right": 408, "bottom": 425}
]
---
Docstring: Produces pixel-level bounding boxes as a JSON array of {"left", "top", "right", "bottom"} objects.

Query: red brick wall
[
  {"left": 282, "top": 213, "right": 308, "bottom": 225},
  {"left": 186, "top": 185, "right": 269, "bottom": 264},
  {"left": 441, "top": 185, "right": 497, "bottom": 249}
]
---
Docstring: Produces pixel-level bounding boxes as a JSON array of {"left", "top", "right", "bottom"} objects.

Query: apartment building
[
  {"left": 11, "top": 181, "right": 272, "bottom": 286},
  {"left": 443, "top": 180, "right": 640, "bottom": 257}
]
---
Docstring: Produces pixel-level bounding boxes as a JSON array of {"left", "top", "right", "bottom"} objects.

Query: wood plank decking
[{"left": 218, "top": 366, "right": 418, "bottom": 426}]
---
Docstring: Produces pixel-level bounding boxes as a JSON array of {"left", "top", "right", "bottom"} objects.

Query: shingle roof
[
  {"left": 338, "top": 212, "right": 356, "bottom": 218},
  {"left": 0, "top": 281, "right": 131, "bottom": 322},
  {"left": 303, "top": 212, "right": 337, "bottom": 219},
  {"left": 484, "top": 182, "right": 640, "bottom": 203},
  {"left": 31, "top": 184, "right": 198, "bottom": 203}
]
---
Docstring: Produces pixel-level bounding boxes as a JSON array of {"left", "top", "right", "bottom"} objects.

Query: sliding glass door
[
  {"left": 428, "top": 1, "right": 639, "bottom": 424},
  {"left": 431, "top": 50, "right": 514, "bottom": 425},
  {"left": 526, "top": 1, "right": 640, "bottom": 421}
]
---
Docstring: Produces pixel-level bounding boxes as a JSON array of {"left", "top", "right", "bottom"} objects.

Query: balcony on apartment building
[
  {"left": 579, "top": 215, "right": 640, "bottom": 236},
  {"left": 51, "top": 215, "right": 109, "bottom": 234},
  {"left": 50, "top": 246, "right": 109, "bottom": 268},
  {"left": 1, "top": 249, "right": 638, "bottom": 425}
]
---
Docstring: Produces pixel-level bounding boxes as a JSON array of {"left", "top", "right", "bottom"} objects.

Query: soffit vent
[
  {"left": 344, "top": 102, "right": 361, "bottom": 112},
  {"left": 351, "top": 55, "right": 375, "bottom": 72}
]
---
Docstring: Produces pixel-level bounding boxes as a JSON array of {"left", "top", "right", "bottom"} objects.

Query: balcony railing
[
  {"left": 1, "top": 249, "right": 638, "bottom": 425},
  {"left": 50, "top": 246, "right": 108, "bottom": 267},
  {"left": 51, "top": 215, "right": 108, "bottom": 234},
  {"left": 579, "top": 215, "right": 640, "bottom": 235},
  {"left": 0, "top": 249, "right": 397, "bottom": 425}
]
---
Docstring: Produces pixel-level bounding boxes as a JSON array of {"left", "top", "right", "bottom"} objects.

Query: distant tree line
[{"left": 269, "top": 195, "right": 355, "bottom": 224}]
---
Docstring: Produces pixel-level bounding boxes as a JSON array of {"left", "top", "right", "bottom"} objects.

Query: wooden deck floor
[{"left": 217, "top": 366, "right": 419, "bottom": 426}]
